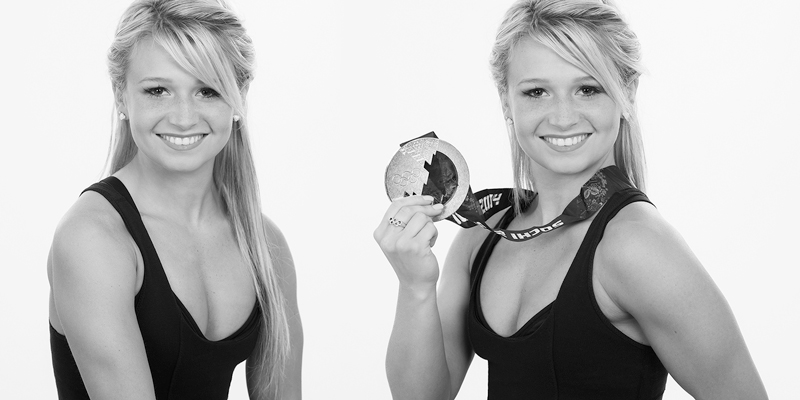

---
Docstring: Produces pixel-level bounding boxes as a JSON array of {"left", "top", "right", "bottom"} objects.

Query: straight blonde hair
[
  {"left": 106, "top": 0, "right": 289, "bottom": 397},
  {"left": 490, "top": 0, "right": 646, "bottom": 213}
]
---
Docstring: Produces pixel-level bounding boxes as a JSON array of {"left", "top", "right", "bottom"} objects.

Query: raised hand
[{"left": 374, "top": 195, "right": 445, "bottom": 292}]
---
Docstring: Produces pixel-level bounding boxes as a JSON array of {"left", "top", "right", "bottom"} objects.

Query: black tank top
[
  {"left": 50, "top": 177, "right": 261, "bottom": 399},
  {"left": 468, "top": 188, "right": 667, "bottom": 399}
]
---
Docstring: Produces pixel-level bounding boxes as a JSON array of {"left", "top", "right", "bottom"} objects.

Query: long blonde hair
[
  {"left": 106, "top": 0, "right": 289, "bottom": 397},
  {"left": 490, "top": 0, "right": 646, "bottom": 212}
]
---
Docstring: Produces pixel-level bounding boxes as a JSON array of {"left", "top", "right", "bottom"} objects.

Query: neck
[
  {"left": 114, "top": 155, "right": 221, "bottom": 226},
  {"left": 525, "top": 162, "right": 615, "bottom": 224},
  {"left": 527, "top": 174, "right": 588, "bottom": 224}
]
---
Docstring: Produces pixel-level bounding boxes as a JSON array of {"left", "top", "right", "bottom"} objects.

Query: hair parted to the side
[
  {"left": 490, "top": 0, "right": 646, "bottom": 214},
  {"left": 106, "top": 0, "right": 289, "bottom": 397}
]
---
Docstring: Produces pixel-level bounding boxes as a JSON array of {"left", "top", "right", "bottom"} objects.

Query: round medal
[{"left": 385, "top": 136, "right": 470, "bottom": 221}]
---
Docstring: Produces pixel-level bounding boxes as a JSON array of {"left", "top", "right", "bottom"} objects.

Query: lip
[
  {"left": 540, "top": 133, "right": 591, "bottom": 152},
  {"left": 156, "top": 133, "right": 208, "bottom": 151}
]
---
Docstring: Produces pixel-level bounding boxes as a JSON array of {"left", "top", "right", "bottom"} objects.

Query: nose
[
  {"left": 168, "top": 95, "right": 199, "bottom": 130},
  {"left": 547, "top": 97, "right": 580, "bottom": 130}
]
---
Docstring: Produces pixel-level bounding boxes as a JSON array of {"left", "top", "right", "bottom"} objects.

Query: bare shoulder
[
  {"left": 598, "top": 201, "right": 692, "bottom": 271},
  {"left": 261, "top": 214, "right": 287, "bottom": 246},
  {"left": 260, "top": 214, "right": 296, "bottom": 281},
  {"left": 595, "top": 200, "right": 710, "bottom": 311},
  {"left": 51, "top": 190, "right": 137, "bottom": 275}
]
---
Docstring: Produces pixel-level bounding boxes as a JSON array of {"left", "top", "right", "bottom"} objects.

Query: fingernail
[
  {"left": 422, "top": 195, "right": 434, "bottom": 202},
  {"left": 433, "top": 203, "right": 444, "bottom": 210}
]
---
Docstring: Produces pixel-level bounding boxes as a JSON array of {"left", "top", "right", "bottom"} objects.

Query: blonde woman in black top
[
  {"left": 48, "top": 0, "right": 302, "bottom": 398},
  {"left": 374, "top": 0, "right": 766, "bottom": 398}
]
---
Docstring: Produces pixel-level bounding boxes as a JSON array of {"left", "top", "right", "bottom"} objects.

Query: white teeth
[
  {"left": 161, "top": 135, "right": 203, "bottom": 146},
  {"left": 545, "top": 134, "right": 588, "bottom": 147}
]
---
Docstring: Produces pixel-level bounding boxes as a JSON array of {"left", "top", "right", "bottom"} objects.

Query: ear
[
  {"left": 114, "top": 86, "right": 128, "bottom": 115},
  {"left": 499, "top": 90, "right": 511, "bottom": 120}
]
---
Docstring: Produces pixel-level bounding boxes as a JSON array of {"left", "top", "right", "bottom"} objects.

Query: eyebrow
[
  {"left": 138, "top": 77, "right": 171, "bottom": 84},
  {"left": 516, "top": 75, "right": 599, "bottom": 85},
  {"left": 137, "top": 77, "right": 208, "bottom": 85}
]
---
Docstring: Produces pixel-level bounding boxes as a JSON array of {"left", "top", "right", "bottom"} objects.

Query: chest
[
  {"left": 479, "top": 222, "right": 589, "bottom": 337},
  {"left": 141, "top": 216, "right": 256, "bottom": 341}
]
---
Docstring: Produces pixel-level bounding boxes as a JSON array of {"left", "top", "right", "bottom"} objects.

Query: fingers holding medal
[
  {"left": 374, "top": 195, "right": 444, "bottom": 287},
  {"left": 377, "top": 195, "right": 443, "bottom": 239}
]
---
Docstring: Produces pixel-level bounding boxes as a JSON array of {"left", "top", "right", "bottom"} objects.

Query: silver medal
[{"left": 384, "top": 137, "right": 470, "bottom": 221}]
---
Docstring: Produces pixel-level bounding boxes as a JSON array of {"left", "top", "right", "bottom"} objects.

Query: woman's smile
[
  {"left": 541, "top": 133, "right": 591, "bottom": 151},
  {"left": 156, "top": 133, "right": 209, "bottom": 150}
]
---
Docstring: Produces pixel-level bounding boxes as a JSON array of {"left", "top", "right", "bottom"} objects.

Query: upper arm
[
  {"left": 247, "top": 215, "right": 303, "bottom": 400},
  {"left": 597, "top": 204, "right": 767, "bottom": 400},
  {"left": 437, "top": 226, "right": 484, "bottom": 398},
  {"left": 50, "top": 193, "right": 156, "bottom": 399}
]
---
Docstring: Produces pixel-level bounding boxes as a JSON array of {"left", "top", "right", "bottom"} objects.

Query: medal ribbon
[{"left": 444, "top": 165, "right": 634, "bottom": 242}]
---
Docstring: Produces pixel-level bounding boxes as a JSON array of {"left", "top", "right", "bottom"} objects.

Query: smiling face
[
  {"left": 502, "top": 37, "right": 622, "bottom": 181},
  {"left": 118, "top": 37, "right": 235, "bottom": 175}
]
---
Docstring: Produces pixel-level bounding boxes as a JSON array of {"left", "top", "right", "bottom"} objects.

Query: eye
[
  {"left": 145, "top": 86, "right": 167, "bottom": 97},
  {"left": 524, "top": 88, "right": 547, "bottom": 98},
  {"left": 578, "top": 86, "right": 604, "bottom": 97},
  {"left": 198, "top": 88, "right": 221, "bottom": 98}
]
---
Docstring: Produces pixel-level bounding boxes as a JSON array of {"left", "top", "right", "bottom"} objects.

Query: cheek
[
  {"left": 512, "top": 123, "right": 539, "bottom": 158},
  {"left": 511, "top": 100, "right": 548, "bottom": 129},
  {"left": 127, "top": 99, "right": 166, "bottom": 133},
  {"left": 208, "top": 108, "right": 234, "bottom": 136},
  {"left": 586, "top": 102, "right": 622, "bottom": 135},
  {"left": 128, "top": 111, "right": 159, "bottom": 139}
]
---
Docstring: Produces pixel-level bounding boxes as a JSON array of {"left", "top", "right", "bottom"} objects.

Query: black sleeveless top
[
  {"left": 468, "top": 188, "right": 667, "bottom": 399},
  {"left": 50, "top": 177, "right": 261, "bottom": 399}
]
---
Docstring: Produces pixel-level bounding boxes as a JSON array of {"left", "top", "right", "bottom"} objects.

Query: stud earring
[
  {"left": 233, "top": 115, "right": 241, "bottom": 122},
  {"left": 119, "top": 113, "right": 127, "bottom": 121},
  {"left": 505, "top": 117, "right": 516, "bottom": 137}
]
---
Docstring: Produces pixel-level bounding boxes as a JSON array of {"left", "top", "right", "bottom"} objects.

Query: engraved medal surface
[{"left": 385, "top": 135, "right": 470, "bottom": 221}]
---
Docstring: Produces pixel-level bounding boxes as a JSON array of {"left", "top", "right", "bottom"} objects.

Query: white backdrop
[{"left": 1, "top": 1, "right": 797, "bottom": 398}]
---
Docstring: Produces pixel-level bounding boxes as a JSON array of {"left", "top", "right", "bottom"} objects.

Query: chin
[
  {"left": 533, "top": 157, "right": 613, "bottom": 180},
  {"left": 156, "top": 157, "right": 216, "bottom": 175}
]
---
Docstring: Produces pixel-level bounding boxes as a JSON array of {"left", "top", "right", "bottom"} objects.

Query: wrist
[{"left": 397, "top": 281, "right": 438, "bottom": 303}]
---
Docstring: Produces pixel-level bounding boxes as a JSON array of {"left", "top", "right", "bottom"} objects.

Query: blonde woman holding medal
[
  {"left": 47, "top": 0, "right": 302, "bottom": 398},
  {"left": 373, "top": 0, "right": 766, "bottom": 399}
]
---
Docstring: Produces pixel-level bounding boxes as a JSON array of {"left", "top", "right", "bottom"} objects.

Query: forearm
[{"left": 386, "top": 285, "right": 452, "bottom": 400}]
